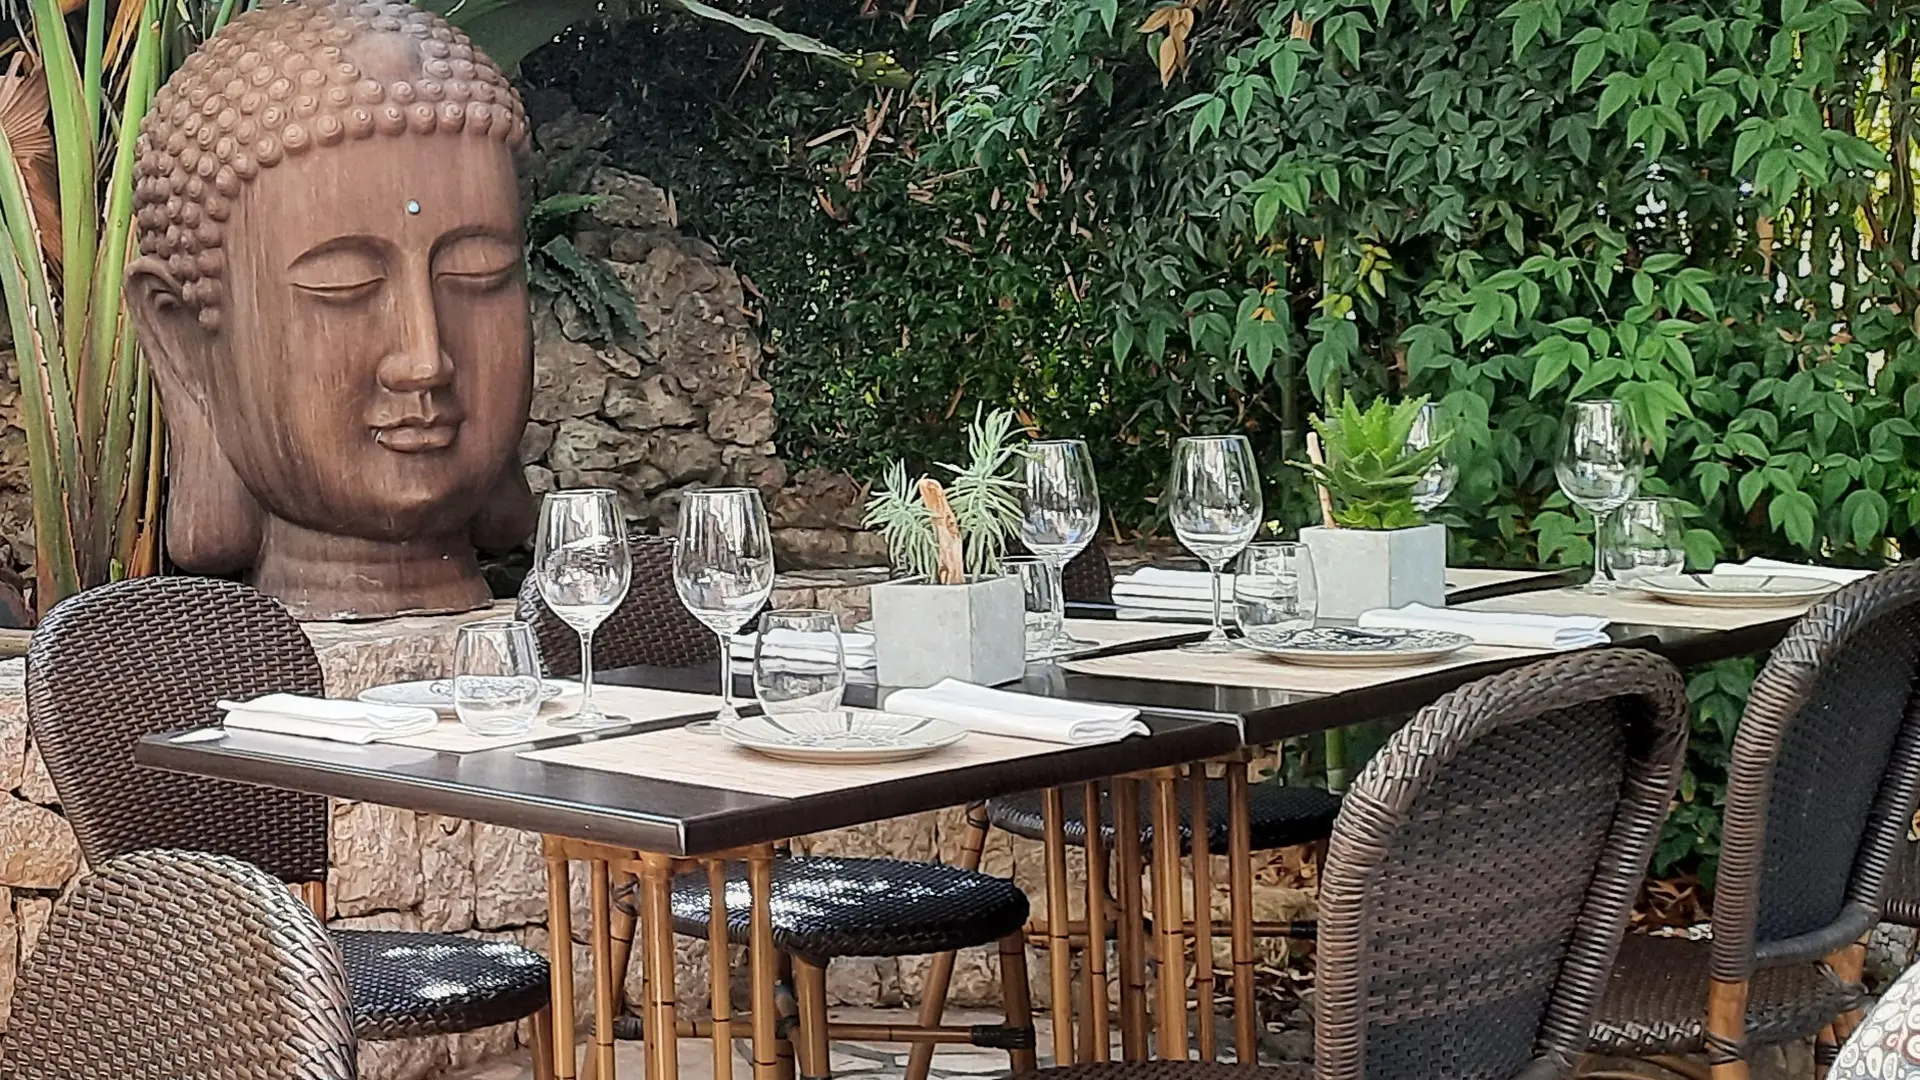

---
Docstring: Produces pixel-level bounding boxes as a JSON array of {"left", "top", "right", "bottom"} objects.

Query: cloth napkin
[
  {"left": 730, "top": 629, "right": 877, "bottom": 670},
  {"left": 219, "top": 694, "right": 438, "bottom": 744},
  {"left": 1709, "top": 557, "right": 1874, "bottom": 586},
  {"left": 1111, "top": 568, "right": 1233, "bottom": 614},
  {"left": 884, "top": 679, "right": 1149, "bottom": 745},
  {"left": 1357, "top": 604, "right": 1610, "bottom": 650}
]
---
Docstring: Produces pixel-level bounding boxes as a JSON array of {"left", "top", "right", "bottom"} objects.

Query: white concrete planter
[
  {"left": 871, "top": 574, "right": 1026, "bottom": 688},
  {"left": 1299, "top": 523, "right": 1447, "bottom": 620}
]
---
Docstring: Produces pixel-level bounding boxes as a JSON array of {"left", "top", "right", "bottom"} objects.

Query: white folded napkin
[
  {"left": 218, "top": 694, "right": 438, "bottom": 744},
  {"left": 1358, "top": 604, "right": 1610, "bottom": 650},
  {"left": 883, "top": 679, "right": 1148, "bottom": 745},
  {"left": 1111, "top": 568, "right": 1236, "bottom": 615},
  {"left": 1709, "top": 557, "right": 1874, "bottom": 586},
  {"left": 730, "top": 629, "right": 877, "bottom": 670}
]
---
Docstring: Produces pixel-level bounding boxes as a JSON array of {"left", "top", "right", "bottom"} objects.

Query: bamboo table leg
[
  {"left": 1228, "top": 761, "right": 1256, "bottom": 1063},
  {"left": 1042, "top": 787, "right": 1075, "bottom": 1066},
  {"left": 591, "top": 860, "right": 619, "bottom": 1080},
  {"left": 1150, "top": 771, "right": 1189, "bottom": 1060},
  {"left": 1112, "top": 778, "right": 1148, "bottom": 1061},
  {"left": 1188, "top": 765, "right": 1216, "bottom": 1061},
  {"left": 749, "top": 846, "right": 781, "bottom": 1080},
  {"left": 710, "top": 861, "right": 735, "bottom": 1080},
  {"left": 639, "top": 854, "right": 680, "bottom": 1080},
  {"left": 546, "top": 847, "right": 580, "bottom": 1080},
  {"left": 1081, "top": 783, "right": 1111, "bottom": 1064}
]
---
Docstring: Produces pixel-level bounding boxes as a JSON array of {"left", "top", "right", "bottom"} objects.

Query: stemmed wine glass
[
  {"left": 673, "top": 488, "right": 776, "bottom": 725},
  {"left": 1407, "top": 402, "right": 1458, "bottom": 513},
  {"left": 1555, "top": 399, "right": 1643, "bottom": 593},
  {"left": 535, "top": 489, "right": 632, "bottom": 728},
  {"left": 1167, "top": 435, "right": 1263, "bottom": 653},
  {"left": 1020, "top": 439, "right": 1101, "bottom": 654}
]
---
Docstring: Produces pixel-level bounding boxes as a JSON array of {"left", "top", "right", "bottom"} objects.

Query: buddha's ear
[{"left": 125, "top": 256, "right": 264, "bottom": 573}]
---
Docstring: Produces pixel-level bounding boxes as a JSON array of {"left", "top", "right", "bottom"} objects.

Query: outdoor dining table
[{"left": 131, "top": 568, "right": 1817, "bottom": 1080}]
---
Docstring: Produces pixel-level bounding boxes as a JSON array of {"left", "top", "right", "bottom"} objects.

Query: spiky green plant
[
  {"left": 1294, "top": 394, "right": 1449, "bottom": 530},
  {"left": 862, "top": 406, "right": 1024, "bottom": 580}
]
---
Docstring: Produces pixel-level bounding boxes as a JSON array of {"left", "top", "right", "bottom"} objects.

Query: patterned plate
[
  {"left": 359, "top": 679, "right": 570, "bottom": 717},
  {"left": 716, "top": 709, "right": 967, "bottom": 764},
  {"left": 1632, "top": 573, "right": 1835, "bottom": 608},
  {"left": 1244, "top": 626, "right": 1473, "bottom": 667}
]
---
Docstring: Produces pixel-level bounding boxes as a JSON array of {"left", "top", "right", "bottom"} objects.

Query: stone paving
[{"left": 446, "top": 1007, "right": 1810, "bottom": 1080}]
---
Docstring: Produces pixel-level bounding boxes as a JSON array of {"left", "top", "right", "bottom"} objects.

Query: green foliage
[
  {"left": 522, "top": 145, "right": 639, "bottom": 343},
  {"left": 862, "top": 407, "right": 1025, "bottom": 579},
  {"left": 1296, "top": 394, "right": 1446, "bottom": 529}
]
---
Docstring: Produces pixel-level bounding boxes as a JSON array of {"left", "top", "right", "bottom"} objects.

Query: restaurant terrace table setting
[{"left": 63, "top": 396, "right": 1899, "bottom": 1080}]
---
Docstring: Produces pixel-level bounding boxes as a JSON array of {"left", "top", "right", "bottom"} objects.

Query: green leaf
[
  {"left": 1768, "top": 489, "right": 1818, "bottom": 549},
  {"left": 1732, "top": 123, "right": 1770, "bottom": 174},
  {"left": 1572, "top": 39, "right": 1606, "bottom": 91},
  {"left": 1598, "top": 73, "right": 1637, "bottom": 123},
  {"left": 1112, "top": 320, "right": 1137, "bottom": 366},
  {"left": 1843, "top": 488, "right": 1887, "bottom": 550}
]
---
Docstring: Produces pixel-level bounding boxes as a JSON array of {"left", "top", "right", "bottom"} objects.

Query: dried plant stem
[
  {"left": 918, "top": 478, "right": 966, "bottom": 585},
  {"left": 1306, "top": 432, "right": 1336, "bottom": 529}
]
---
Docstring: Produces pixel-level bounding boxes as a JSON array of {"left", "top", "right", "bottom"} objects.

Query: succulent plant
[
  {"left": 1295, "top": 394, "right": 1450, "bottom": 530},
  {"left": 862, "top": 406, "right": 1025, "bottom": 579}
]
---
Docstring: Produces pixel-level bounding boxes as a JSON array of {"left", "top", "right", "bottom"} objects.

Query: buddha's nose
[{"left": 376, "top": 277, "right": 454, "bottom": 392}]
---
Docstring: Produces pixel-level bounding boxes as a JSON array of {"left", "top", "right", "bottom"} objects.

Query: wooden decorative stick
[
  {"left": 918, "top": 479, "right": 968, "bottom": 585},
  {"left": 1306, "top": 432, "right": 1337, "bottom": 529}
]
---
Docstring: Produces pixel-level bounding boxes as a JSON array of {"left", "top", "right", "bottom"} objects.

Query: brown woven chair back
[
  {"left": 1315, "top": 648, "right": 1688, "bottom": 1080},
  {"left": 25, "top": 576, "right": 329, "bottom": 883},
  {"left": 0, "top": 849, "right": 357, "bottom": 1080},
  {"left": 1060, "top": 540, "right": 1115, "bottom": 604},
  {"left": 1710, "top": 561, "right": 1920, "bottom": 980},
  {"left": 516, "top": 533, "right": 718, "bottom": 676}
]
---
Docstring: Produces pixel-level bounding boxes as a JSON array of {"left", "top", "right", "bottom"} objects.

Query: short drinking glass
[
  {"left": 1555, "top": 399, "right": 1642, "bottom": 593},
  {"left": 1168, "top": 434, "right": 1264, "bottom": 653},
  {"left": 1234, "top": 543, "right": 1317, "bottom": 649},
  {"left": 1004, "top": 555, "right": 1062, "bottom": 658},
  {"left": 1604, "top": 497, "right": 1685, "bottom": 587},
  {"left": 1020, "top": 439, "right": 1101, "bottom": 652},
  {"left": 535, "top": 489, "right": 632, "bottom": 728},
  {"left": 674, "top": 488, "right": 776, "bottom": 725},
  {"left": 453, "top": 619, "right": 543, "bottom": 738},
  {"left": 752, "top": 610, "right": 846, "bottom": 715}
]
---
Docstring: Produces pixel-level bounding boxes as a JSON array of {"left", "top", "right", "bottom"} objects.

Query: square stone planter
[
  {"left": 871, "top": 574, "right": 1025, "bottom": 688},
  {"left": 1299, "top": 523, "right": 1446, "bottom": 620}
]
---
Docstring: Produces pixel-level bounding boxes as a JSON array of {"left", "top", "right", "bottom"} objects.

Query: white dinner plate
[
  {"left": 359, "top": 678, "right": 571, "bottom": 717},
  {"left": 1631, "top": 573, "right": 1836, "bottom": 608},
  {"left": 1244, "top": 626, "right": 1473, "bottom": 667},
  {"left": 716, "top": 709, "right": 966, "bottom": 764}
]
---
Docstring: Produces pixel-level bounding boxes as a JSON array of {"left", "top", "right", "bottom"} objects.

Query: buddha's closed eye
[
  {"left": 287, "top": 244, "right": 385, "bottom": 302},
  {"left": 435, "top": 234, "right": 520, "bottom": 290}
]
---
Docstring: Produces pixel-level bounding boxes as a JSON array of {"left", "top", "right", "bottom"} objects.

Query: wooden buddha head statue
[{"left": 126, "top": 0, "right": 535, "bottom": 620}]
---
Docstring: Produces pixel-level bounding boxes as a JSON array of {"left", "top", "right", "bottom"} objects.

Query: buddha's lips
[{"left": 374, "top": 421, "right": 458, "bottom": 452}]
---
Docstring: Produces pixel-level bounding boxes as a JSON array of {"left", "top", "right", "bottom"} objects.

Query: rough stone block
[
  {"left": 0, "top": 796, "right": 78, "bottom": 888},
  {"left": 419, "top": 814, "right": 477, "bottom": 933},
  {"left": 329, "top": 801, "right": 424, "bottom": 917},
  {"left": 474, "top": 823, "right": 548, "bottom": 930}
]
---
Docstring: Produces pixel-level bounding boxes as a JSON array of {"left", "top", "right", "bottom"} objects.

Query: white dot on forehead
[{"left": 405, "top": 198, "right": 420, "bottom": 214}]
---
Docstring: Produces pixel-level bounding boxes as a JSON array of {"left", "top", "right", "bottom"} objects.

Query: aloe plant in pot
[
  {"left": 861, "top": 407, "right": 1026, "bottom": 688},
  {"left": 1293, "top": 394, "right": 1452, "bottom": 620}
]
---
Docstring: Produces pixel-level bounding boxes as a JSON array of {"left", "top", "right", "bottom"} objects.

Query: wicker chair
[
  {"left": 0, "top": 849, "right": 358, "bottom": 1080},
  {"left": 1585, "top": 563, "right": 1920, "bottom": 1080},
  {"left": 25, "top": 576, "right": 555, "bottom": 1072},
  {"left": 667, "top": 855, "right": 1037, "bottom": 1079},
  {"left": 1024, "top": 647, "right": 1691, "bottom": 1080},
  {"left": 1830, "top": 958, "right": 1920, "bottom": 1080},
  {"left": 516, "top": 533, "right": 717, "bottom": 676},
  {"left": 1060, "top": 540, "right": 1115, "bottom": 604}
]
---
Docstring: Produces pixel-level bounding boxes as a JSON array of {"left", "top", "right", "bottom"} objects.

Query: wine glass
[
  {"left": 1234, "top": 542, "right": 1317, "bottom": 649},
  {"left": 1407, "top": 402, "right": 1458, "bottom": 513},
  {"left": 1020, "top": 439, "right": 1101, "bottom": 652},
  {"left": 453, "top": 619, "right": 543, "bottom": 737},
  {"left": 1555, "top": 400, "right": 1643, "bottom": 593},
  {"left": 752, "top": 609, "right": 846, "bottom": 715},
  {"left": 1167, "top": 435, "right": 1263, "bottom": 652},
  {"left": 535, "top": 489, "right": 632, "bottom": 728},
  {"left": 1603, "top": 497, "right": 1685, "bottom": 587},
  {"left": 673, "top": 488, "right": 776, "bottom": 725}
]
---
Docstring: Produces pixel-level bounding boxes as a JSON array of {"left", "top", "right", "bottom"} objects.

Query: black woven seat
[
  {"left": 668, "top": 856, "right": 1028, "bottom": 959},
  {"left": 986, "top": 779, "right": 1339, "bottom": 854},
  {"left": 336, "top": 931, "right": 552, "bottom": 1040},
  {"left": 1883, "top": 837, "right": 1920, "bottom": 927},
  {"left": 1588, "top": 934, "right": 1859, "bottom": 1056}
]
